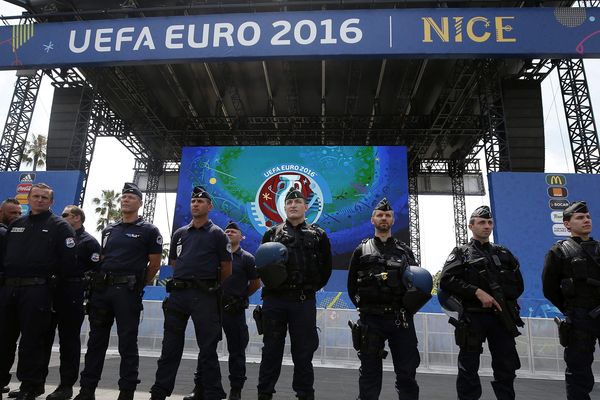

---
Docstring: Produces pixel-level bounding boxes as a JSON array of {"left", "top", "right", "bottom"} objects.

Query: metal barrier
[{"left": 77, "top": 301, "right": 599, "bottom": 380}]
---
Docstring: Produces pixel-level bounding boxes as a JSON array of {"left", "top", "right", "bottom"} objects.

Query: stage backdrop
[
  {"left": 0, "top": 171, "right": 83, "bottom": 216},
  {"left": 171, "top": 146, "right": 409, "bottom": 307},
  {"left": 489, "top": 172, "right": 600, "bottom": 318}
]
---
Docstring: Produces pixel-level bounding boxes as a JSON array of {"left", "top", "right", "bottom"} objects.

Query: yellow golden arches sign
[{"left": 12, "top": 23, "right": 35, "bottom": 53}]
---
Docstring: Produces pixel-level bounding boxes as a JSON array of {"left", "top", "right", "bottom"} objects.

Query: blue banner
[
  {"left": 1, "top": 7, "right": 599, "bottom": 69},
  {"left": 489, "top": 172, "right": 600, "bottom": 318}
]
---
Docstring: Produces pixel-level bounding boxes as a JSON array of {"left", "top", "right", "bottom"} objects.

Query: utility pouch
[
  {"left": 253, "top": 305, "right": 264, "bottom": 335},
  {"left": 555, "top": 317, "right": 571, "bottom": 347}
]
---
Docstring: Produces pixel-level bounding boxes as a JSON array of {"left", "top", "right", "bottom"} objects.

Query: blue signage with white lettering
[{"left": 0, "top": 7, "right": 599, "bottom": 70}]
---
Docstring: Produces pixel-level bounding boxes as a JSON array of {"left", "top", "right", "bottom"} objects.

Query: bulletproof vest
[
  {"left": 355, "top": 238, "right": 409, "bottom": 308},
  {"left": 271, "top": 223, "right": 322, "bottom": 289},
  {"left": 458, "top": 242, "right": 521, "bottom": 301},
  {"left": 556, "top": 238, "right": 600, "bottom": 307}
]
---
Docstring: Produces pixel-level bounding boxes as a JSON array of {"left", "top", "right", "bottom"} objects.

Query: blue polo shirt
[
  {"left": 222, "top": 247, "right": 258, "bottom": 298},
  {"left": 100, "top": 217, "right": 163, "bottom": 275},
  {"left": 169, "top": 220, "right": 232, "bottom": 280}
]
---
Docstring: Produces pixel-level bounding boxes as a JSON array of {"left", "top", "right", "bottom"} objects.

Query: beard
[{"left": 375, "top": 222, "right": 391, "bottom": 233}]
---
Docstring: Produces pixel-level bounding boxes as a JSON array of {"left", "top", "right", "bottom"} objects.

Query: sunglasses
[{"left": 61, "top": 213, "right": 73, "bottom": 218}]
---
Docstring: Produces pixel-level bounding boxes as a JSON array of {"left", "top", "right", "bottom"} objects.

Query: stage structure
[{"left": 0, "top": 0, "right": 599, "bottom": 262}]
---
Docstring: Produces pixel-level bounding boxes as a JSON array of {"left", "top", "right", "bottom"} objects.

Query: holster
[
  {"left": 348, "top": 320, "right": 362, "bottom": 351},
  {"left": 454, "top": 321, "right": 483, "bottom": 353},
  {"left": 555, "top": 317, "right": 571, "bottom": 347},
  {"left": 253, "top": 305, "right": 264, "bottom": 335}
]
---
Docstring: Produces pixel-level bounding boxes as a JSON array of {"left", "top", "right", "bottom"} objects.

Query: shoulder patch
[
  {"left": 156, "top": 235, "right": 163, "bottom": 245},
  {"left": 65, "top": 237, "right": 76, "bottom": 248},
  {"left": 446, "top": 253, "right": 456, "bottom": 263},
  {"left": 226, "top": 242, "right": 233, "bottom": 253},
  {"left": 91, "top": 252, "right": 100, "bottom": 262}
]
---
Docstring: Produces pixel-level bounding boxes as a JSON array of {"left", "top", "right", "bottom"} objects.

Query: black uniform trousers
[
  {"left": 357, "top": 313, "right": 420, "bottom": 400},
  {"left": 151, "top": 288, "right": 226, "bottom": 400},
  {"left": 257, "top": 294, "right": 319, "bottom": 397},
  {"left": 42, "top": 281, "right": 85, "bottom": 387},
  {"left": 563, "top": 307, "right": 600, "bottom": 400},
  {"left": 0, "top": 284, "right": 52, "bottom": 391},
  {"left": 456, "top": 313, "right": 520, "bottom": 400},
  {"left": 79, "top": 285, "right": 143, "bottom": 391},
  {"left": 193, "top": 308, "right": 249, "bottom": 390}
]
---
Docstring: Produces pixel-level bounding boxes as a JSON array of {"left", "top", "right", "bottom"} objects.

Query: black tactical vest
[
  {"left": 271, "top": 222, "right": 323, "bottom": 290},
  {"left": 555, "top": 238, "right": 600, "bottom": 308},
  {"left": 355, "top": 238, "right": 409, "bottom": 309}
]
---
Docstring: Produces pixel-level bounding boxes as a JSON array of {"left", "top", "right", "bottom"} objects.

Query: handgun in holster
[
  {"left": 554, "top": 316, "right": 571, "bottom": 347},
  {"left": 253, "top": 305, "right": 264, "bottom": 335},
  {"left": 348, "top": 320, "right": 362, "bottom": 351}
]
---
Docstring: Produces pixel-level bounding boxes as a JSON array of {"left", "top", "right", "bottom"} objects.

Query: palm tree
[
  {"left": 431, "top": 270, "right": 442, "bottom": 295},
  {"left": 92, "top": 189, "right": 121, "bottom": 232},
  {"left": 22, "top": 134, "right": 47, "bottom": 171}
]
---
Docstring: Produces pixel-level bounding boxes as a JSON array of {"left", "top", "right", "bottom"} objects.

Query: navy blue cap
[
  {"left": 563, "top": 201, "right": 589, "bottom": 221},
  {"left": 471, "top": 206, "right": 492, "bottom": 219},
  {"left": 122, "top": 182, "right": 142, "bottom": 199},
  {"left": 285, "top": 188, "right": 305, "bottom": 201},
  {"left": 191, "top": 186, "right": 211, "bottom": 201},
  {"left": 225, "top": 220, "right": 241, "bottom": 231},
  {"left": 374, "top": 198, "right": 392, "bottom": 212}
]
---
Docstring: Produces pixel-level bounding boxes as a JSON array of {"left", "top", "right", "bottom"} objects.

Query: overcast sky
[{"left": 0, "top": 2, "right": 599, "bottom": 273}]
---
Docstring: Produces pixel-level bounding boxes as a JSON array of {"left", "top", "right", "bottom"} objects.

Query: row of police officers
[{"left": 0, "top": 180, "right": 599, "bottom": 400}]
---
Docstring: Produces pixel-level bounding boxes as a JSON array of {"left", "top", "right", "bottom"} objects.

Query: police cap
[
  {"left": 122, "top": 182, "right": 142, "bottom": 199},
  {"left": 563, "top": 201, "right": 589, "bottom": 221},
  {"left": 374, "top": 197, "right": 392, "bottom": 212},
  {"left": 191, "top": 186, "right": 212, "bottom": 201},
  {"left": 225, "top": 220, "right": 241, "bottom": 232},
  {"left": 285, "top": 188, "right": 305, "bottom": 202},
  {"left": 471, "top": 205, "right": 492, "bottom": 219}
]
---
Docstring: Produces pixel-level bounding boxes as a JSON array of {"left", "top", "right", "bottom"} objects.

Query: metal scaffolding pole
[
  {"left": 408, "top": 163, "right": 421, "bottom": 264},
  {"left": 141, "top": 160, "right": 164, "bottom": 223},
  {"left": 450, "top": 160, "right": 468, "bottom": 247},
  {"left": 0, "top": 70, "right": 43, "bottom": 171},
  {"left": 557, "top": 59, "right": 600, "bottom": 173}
]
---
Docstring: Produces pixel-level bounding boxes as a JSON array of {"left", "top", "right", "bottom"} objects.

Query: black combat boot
[
  {"left": 228, "top": 387, "right": 241, "bottom": 400},
  {"left": 183, "top": 385, "right": 203, "bottom": 400},
  {"left": 72, "top": 387, "right": 95, "bottom": 400},
  {"left": 46, "top": 386, "right": 73, "bottom": 400},
  {"left": 257, "top": 394, "right": 272, "bottom": 400},
  {"left": 116, "top": 390, "right": 134, "bottom": 400},
  {"left": 297, "top": 394, "right": 315, "bottom": 400},
  {"left": 2, "top": 387, "right": 9, "bottom": 394},
  {"left": 149, "top": 393, "right": 166, "bottom": 400}
]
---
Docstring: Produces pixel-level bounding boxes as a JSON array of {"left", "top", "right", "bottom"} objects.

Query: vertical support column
[
  {"left": 0, "top": 70, "right": 43, "bottom": 171},
  {"left": 450, "top": 160, "right": 468, "bottom": 247},
  {"left": 142, "top": 160, "right": 164, "bottom": 223},
  {"left": 408, "top": 163, "right": 421, "bottom": 264},
  {"left": 557, "top": 59, "right": 600, "bottom": 173}
]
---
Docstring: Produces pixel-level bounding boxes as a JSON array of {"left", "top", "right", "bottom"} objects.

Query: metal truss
[
  {"left": 449, "top": 160, "right": 468, "bottom": 246},
  {"left": 140, "top": 159, "right": 164, "bottom": 223},
  {"left": 517, "top": 59, "right": 555, "bottom": 81},
  {"left": 408, "top": 164, "right": 421, "bottom": 264},
  {"left": 479, "top": 60, "right": 511, "bottom": 172},
  {"left": 557, "top": 59, "right": 600, "bottom": 173},
  {"left": 0, "top": 70, "right": 43, "bottom": 171},
  {"left": 418, "top": 159, "right": 481, "bottom": 174}
]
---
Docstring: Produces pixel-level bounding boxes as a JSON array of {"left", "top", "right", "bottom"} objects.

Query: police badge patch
[
  {"left": 65, "top": 237, "right": 76, "bottom": 248},
  {"left": 91, "top": 253, "right": 100, "bottom": 262},
  {"left": 176, "top": 244, "right": 182, "bottom": 257},
  {"left": 157, "top": 235, "right": 163, "bottom": 245},
  {"left": 446, "top": 253, "right": 456, "bottom": 263},
  {"left": 226, "top": 242, "right": 233, "bottom": 253}
]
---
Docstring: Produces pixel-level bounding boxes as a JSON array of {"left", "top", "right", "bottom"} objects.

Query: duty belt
[
  {"left": 166, "top": 278, "right": 219, "bottom": 292},
  {"left": 263, "top": 287, "right": 315, "bottom": 301},
  {"left": 4, "top": 277, "right": 48, "bottom": 287}
]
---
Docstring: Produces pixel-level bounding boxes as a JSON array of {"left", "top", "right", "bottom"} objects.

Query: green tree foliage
[
  {"left": 22, "top": 134, "right": 47, "bottom": 171},
  {"left": 431, "top": 270, "right": 442, "bottom": 295},
  {"left": 92, "top": 189, "right": 121, "bottom": 232}
]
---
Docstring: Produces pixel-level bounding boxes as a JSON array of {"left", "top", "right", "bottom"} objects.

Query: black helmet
[
  {"left": 255, "top": 242, "right": 288, "bottom": 289},
  {"left": 401, "top": 266, "right": 433, "bottom": 314},
  {"left": 437, "top": 288, "right": 464, "bottom": 323}
]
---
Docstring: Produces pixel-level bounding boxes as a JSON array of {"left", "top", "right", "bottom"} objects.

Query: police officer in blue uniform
[
  {"left": 149, "top": 186, "right": 232, "bottom": 400},
  {"left": 440, "top": 206, "right": 524, "bottom": 400},
  {"left": 347, "top": 198, "right": 423, "bottom": 400},
  {"left": 0, "top": 183, "right": 78, "bottom": 400},
  {"left": 257, "top": 188, "right": 332, "bottom": 400},
  {"left": 542, "top": 201, "right": 600, "bottom": 400},
  {"left": 183, "top": 221, "right": 260, "bottom": 400},
  {"left": 0, "top": 198, "right": 22, "bottom": 396},
  {"left": 74, "top": 183, "right": 163, "bottom": 400},
  {"left": 37, "top": 206, "right": 101, "bottom": 400}
]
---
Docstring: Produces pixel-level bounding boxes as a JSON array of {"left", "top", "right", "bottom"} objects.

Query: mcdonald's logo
[
  {"left": 548, "top": 186, "right": 568, "bottom": 198},
  {"left": 546, "top": 175, "right": 566, "bottom": 186}
]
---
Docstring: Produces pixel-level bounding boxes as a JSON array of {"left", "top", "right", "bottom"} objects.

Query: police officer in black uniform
[
  {"left": 542, "top": 201, "right": 600, "bottom": 400},
  {"left": 0, "top": 198, "right": 21, "bottom": 396},
  {"left": 440, "top": 206, "right": 524, "bottom": 400},
  {"left": 347, "top": 198, "right": 421, "bottom": 400},
  {"left": 183, "top": 220, "right": 260, "bottom": 400},
  {"left": 37, "top": 206, "right": 101, "bottom": 400},
  {"left": 257, "top": 188, "right": 332, "bottom": 400},
  {"left": 74, "top": 183, "right": 163, "bottom": 400},
  {"left": 0, "top": 183, "right": 78, "bottom": 400},
  {"left": 149, "top": 186, "right": 232, "bottom": 400}
]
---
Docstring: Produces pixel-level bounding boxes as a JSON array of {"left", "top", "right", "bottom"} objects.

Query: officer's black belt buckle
[{"left": 4, "top": 277, "right": 48, "bottom": 287}]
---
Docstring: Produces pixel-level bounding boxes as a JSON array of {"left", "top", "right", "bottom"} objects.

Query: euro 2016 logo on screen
[{"left": 250, "top": 169, "right": 325, "bottom": 230}]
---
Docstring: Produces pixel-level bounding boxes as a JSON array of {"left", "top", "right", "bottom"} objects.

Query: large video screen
[
  {"left": 489, "top": 172, "right": 600, "bottom": 318},
  {"left": 173, "top": 146, "right": 409, "bottom": 280}
]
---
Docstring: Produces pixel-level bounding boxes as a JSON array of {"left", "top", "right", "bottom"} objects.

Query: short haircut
[
  {"left": 1, "top": 198, "right": 20, "bottom": 207},
  {"left": 372, "top": 209, "right": 394, "bottom": 217},
  {"left": 28, "top": 182, "right": 54, "bottom": 200},
  {"left": 64, "top": 205, "right": 85, "bottom": 223}
]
